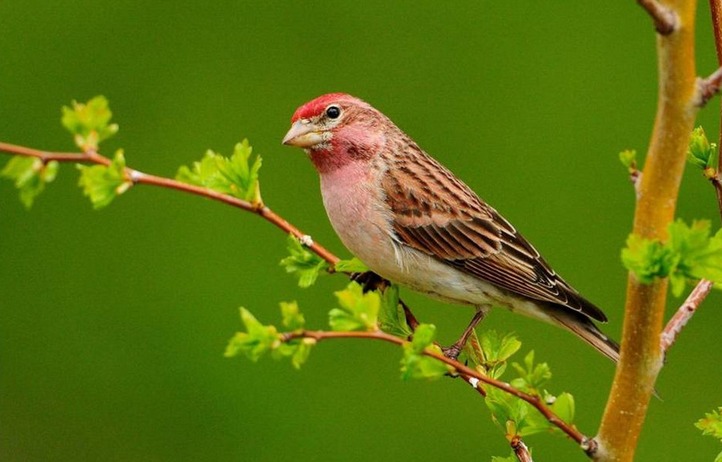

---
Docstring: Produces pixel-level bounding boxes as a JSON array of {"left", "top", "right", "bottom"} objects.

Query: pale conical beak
[{"left": 282, "top": 120, "right": 324, "bottom": 148}]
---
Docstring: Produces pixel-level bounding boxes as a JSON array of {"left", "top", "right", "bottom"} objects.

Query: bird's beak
[{"left": 282, "top": 120, "right": 323, "bottom": 148}]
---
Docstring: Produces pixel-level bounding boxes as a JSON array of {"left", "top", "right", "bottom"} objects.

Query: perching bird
[{"left": 282, "top": 93, "right": 619, "bottom": 362}]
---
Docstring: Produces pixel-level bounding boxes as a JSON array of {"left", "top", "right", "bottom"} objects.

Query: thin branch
[
  {"left": 281, "top": 329, "right": 589, "bottom": 446},
  {"left": 695, "top": 66, "right": 722, "bottom": 107},
  {"left": 0, "top": 141, "right": 340, "bottom": 265},
  {"left": 511, "top": 436, "right": 533, "bottom": 462},
  {"left": 637, "top": 0, "right": 678, "bottom": 35},
  {"left": 660, "top": 279, "right": 714, "bottom": 353}
]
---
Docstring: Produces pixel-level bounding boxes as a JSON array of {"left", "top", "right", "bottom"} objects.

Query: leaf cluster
[
  {"left": 61, "top": 95, "right": 118, "bottom": 151},
  {"left": 0, "top": 156, "right": 58, "bottom": 208},
  {"left": 688, "top": 127, "right": 718, "bottom": 176},
  {"left": 622, "top": 219, "right": 722, "bottom": 296},
  {"left": 176, "top": 140, "right": 262, "bottom": 204},
  {"left": 696, "top": 407, "right": 722, "bottom": 462}
]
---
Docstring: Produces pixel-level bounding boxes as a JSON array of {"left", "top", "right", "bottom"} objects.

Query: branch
[
  {"left": 660, "top": 279, "right": 714, "bottom": 352},
  {"left": 0, "top": 141, "right": 340, "bottom": 265},
  {"left": 637, "top": 0, "right": 678, "bottom": 35},
  {"left": 511, "top": 436, "right": 533, "bottom": 462},
  {"left": 695, "top": 66, "right": 722, "bottom": 107},
  {"left": 597, "top": 1, "right": 699, "bottom": 460},
  {"left": 280, "top": 329, "right": 590, "bottom": 448}
]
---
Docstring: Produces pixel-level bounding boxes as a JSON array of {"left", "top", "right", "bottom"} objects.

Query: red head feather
[{"left": 290, "top": 93, "right": 358, "bottom": 122}]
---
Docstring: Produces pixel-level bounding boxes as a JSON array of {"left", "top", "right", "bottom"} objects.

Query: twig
[
  {"left": 637, "top": 0, "right": 678, "bottom": 35},
  {"left": 660, "top": 279, "right": 714, "bottom": 353},
  {"left": 511, "top": 436, "right": 533, "bottom": 462},
  {"left": 696, "top": 66, "right": 722, "bottom": 107},
  {"left": 281, "top": 329, "right": 589, "bottom": 446},
  {"left": 0, "top": 141, "right": 340, "bottom": 265}
]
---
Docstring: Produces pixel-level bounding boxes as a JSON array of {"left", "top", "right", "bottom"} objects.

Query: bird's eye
[{"left": 325, "top": 105, "right": 341, "bottom": 119}]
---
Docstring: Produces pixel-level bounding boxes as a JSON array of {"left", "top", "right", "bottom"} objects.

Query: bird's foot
[
  {"left": 350, "top": 271, "right": 388, "bottom": 293},
  {"left": 441, "top": 343, "right": 463, "bottom": 361}
]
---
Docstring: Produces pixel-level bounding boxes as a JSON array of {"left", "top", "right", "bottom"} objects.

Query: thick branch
[
  {"left": 638, "top": 0, "right": 678, "bottom": 35},
  {"left": 281, "top": 329, "right": 589, "bottom": 446},
  {"left": 660, "top": 279, "right": 714, "bottom": 352},
  {"left": 597, "top": 1, "right": 699, "bottom": 460}
]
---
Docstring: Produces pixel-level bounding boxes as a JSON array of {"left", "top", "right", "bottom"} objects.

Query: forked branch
[{"left": 637, "top": 0, "right": 678, "bottom": 35}]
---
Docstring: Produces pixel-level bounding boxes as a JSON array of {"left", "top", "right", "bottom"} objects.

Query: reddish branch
[
  {"left": 280, "top": 329, "right": 589, "bottom": 446},
  {"left": 637, "top": 0, "right": 678, "bottom": 35},
  {"left": 660, "top": 279, "right": 715, "bottom": 352},
  {"left": 511, "top": 436, "right": 533, "bottom": 462},
  {"left": 0, "top": 141, "right": 339, "bottom": 265}
]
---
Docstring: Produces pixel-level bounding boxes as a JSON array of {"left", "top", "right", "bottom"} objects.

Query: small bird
[{"left": 283, "top": 93, "right": 619, "bottom": 362}]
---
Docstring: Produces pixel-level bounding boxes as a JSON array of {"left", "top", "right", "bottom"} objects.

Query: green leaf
[
  {"left": 550, "top": 392, "right": 575, "bottom": 424},
  {"left": 333, "top": 257, "right": 369, "bottom": 273},
  {"left": 621, "top": 233, "right": 677, "bottom": 284},
  {"left": 280, "top": 234, "right": 329, "bottom": 288},
  {"left": 77, "top": 150, "right": 131, "bottom": 209},
  {"left": 328, "top": 282, "right": 380, "bottom": 331},
  {"left": 688, "top": 126, "right": 718, "bottom": 170},
  {"left": 400, "top": 324, "right": 451, "bottom": 380},
  {"left": 491, "top": 454, "right": 517, "bottom": 462},
  {"left": 61, "top": 96, "right": 119, "bottom": 151},
  {"left": 1, "top": 156, "right": 59, "bottom": 208},
  {"left": 619, "top": 149, "right": 637, "bottom": 169},
  {"left": 280, "top": 301, "right": 305, "bottom": 331},
  {"left": 224, "top": 308, "right": 279, "bottom": 361},
  {"left": 511, "top": 350, "right": 551, "bottom": 392},
  {"left": 696, "top": 407, "right": 722, "bottom": 441},
  {"left": 378, "top": 284, "right": 413, "bottom": 338},
  {"left": 290, "top": 338, "right": 314, "bottom": 369},
  {"left": 480, "top": 330, "right": 522, "bottom": 364},
  {"left": 175, "top": 139, "right": 262, "bottom": 203}
]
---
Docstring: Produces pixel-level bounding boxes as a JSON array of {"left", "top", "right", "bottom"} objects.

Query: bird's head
[{"left": 282, "top": 93, "right": 388, "bottom": 173}]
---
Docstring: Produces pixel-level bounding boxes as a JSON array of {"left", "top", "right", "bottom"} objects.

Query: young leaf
[
  {"left": 280, "top": 301, "right": 305, "bottom": 331},
  {"left": 511, "top": 351, "right": 551, "bottom": 392},
  {"left": 400, "top": 324, "right": 451, "bottom": 380},
  {"left": 328, "top": 282, "right": 380, "bottom": 331},
  {"left": 619, "top": 149, "right": 637, "bottom": 169},
  {"left": 61, "top": 96, "right": 119, "bottom": 151},
  {"left": 280, "top": 234, "right": 329, "bottom": 288},
  {"left": 224, "top": 308, "right": 279, "bottom": 361},
  {"left": 378, "top": 284, "right": 413, "bottom": 338},
  {"left": 549, "top": 392, "right": 575, "bottom": 425},
  {"left": 696, "top": 407, "right": 722, "bottom": 441},
  {"left": 333, "top": 257, "right": 369, "bottom": 273},
  {"left": 621, "top": 233, "right": 677, "bottom": 283},
  {"left": 1, "top": 156, "right": 59, "bottom": 208},
  {"left": 688, "top": 127, "right": 718, "bottom": 171},
  {"left": 77, "top": 150, "right": 131, "bottom": 209},
  {"left": 175, "top": 140, "right": 262, "bottom": 203}
]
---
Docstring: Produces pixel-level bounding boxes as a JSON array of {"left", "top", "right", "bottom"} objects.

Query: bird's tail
[{"left": 551, "top": 311, "right": 620, "bottom": 363}]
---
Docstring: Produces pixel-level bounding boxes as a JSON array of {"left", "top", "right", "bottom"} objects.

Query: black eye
[{"left": 325, "top": 105, "right": 341, "bottom": 119}]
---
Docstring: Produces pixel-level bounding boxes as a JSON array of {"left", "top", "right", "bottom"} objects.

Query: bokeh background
[{"left": 1, "top": 2, "right": 721, "bottom": 461}]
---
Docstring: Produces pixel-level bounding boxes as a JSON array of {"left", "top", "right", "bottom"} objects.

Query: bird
[{"left": 282, "top": 93, "right": 619, "bottom": 362}]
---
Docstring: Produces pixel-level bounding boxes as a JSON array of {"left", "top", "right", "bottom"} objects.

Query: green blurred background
[{"left": 1, "top": 1, "right": 721, "bottom": 460}]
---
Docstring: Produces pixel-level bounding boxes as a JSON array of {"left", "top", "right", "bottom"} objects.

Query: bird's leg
[{"left": 442, "top": 309, "right": 486, "bottom": 360}]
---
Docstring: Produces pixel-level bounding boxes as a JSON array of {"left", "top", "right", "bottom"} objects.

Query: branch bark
[
  {"left": 596, "top": 1, "right": 699, "bottom": 460},
  {"left": 638, "top": 0, "right": 679, "bottom": 34},
  {"left": 660, "top": 279, "right": 714, "bottom": 352}
]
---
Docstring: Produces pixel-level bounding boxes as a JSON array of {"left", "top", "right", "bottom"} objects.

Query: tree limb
[{"left": 597, "top": 1, "right": 700, "bottom": 460}]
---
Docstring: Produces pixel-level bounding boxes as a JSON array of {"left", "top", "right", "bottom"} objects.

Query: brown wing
[{"left": 381, "top": 142, "right": 607, "bottom": 323}]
